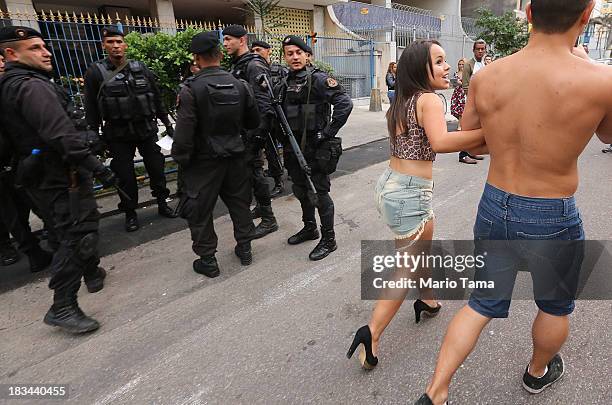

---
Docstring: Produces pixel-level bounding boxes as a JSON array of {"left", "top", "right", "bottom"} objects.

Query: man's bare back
[{"left": 464, "top": 44, "right": 612, "bottom": 197}]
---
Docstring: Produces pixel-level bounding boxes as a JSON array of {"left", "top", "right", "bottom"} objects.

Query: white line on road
[{"left": 93, "top": 375, "right": 143, "bottom": 405}]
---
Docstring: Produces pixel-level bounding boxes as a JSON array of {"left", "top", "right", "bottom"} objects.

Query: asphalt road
[{"left": 0, "top": 133, "right": 610, "bottom": 405}]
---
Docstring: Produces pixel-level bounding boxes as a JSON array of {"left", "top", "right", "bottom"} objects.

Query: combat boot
[
  {"left": 288, "top": 221, "right": 319, "bottom": 245},
  {"left": 27, "top": 245, "right": 53, "bottom": 273},
  {"left": 125, "top": 211, "right": 140, "bottom": 232},
  {"left": 158, "top": 198, "right": 179, "bottom": 218},
  {"left": 309, "top": 227, "right": 337, "bottom": 261},
  {"left": 193, "top": 256, "right": 220, "bottom": 278},
  {"left": 0, "top": 242, "right": 19, "bottom": 266},
  {"left": 251, "top": 205, "right": 279, "bottom": 239},
  {"left": 251, "top": 203, "right": 262, "bottom": 219},
  {"left": 270, "top": 177, "right": 284, "bottom": 197},
  {"left": 234, "top": 242, "right": 253, "bottom": 266},
  {"left": 43, "top": 299, "right": 100, "bottom": 334},
  {"left": 84, "top": 267, "right": 107, "bottom": 293}
]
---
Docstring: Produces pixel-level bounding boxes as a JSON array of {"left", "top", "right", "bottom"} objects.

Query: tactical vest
[
  {"left": 96, "top": 60, "right": 157, "bottom": 122},
  {"left": 185, "top": 69, "right": 246, "bottom": 158},
  {"left": 281, "top": 67, "right": 331, "bottom": 139},
  {"left": 270, "top": 63, "right": 287, "bottom": 87}
]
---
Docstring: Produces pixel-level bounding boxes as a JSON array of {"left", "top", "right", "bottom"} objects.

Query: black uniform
[
  {"left": 264, "top": 62, "right": 289, "bottom": 183},
  {"left": 172, "top": 66, "right": 260, "bottom": 272},
  {"left": 229, "top": 52, "right": 279, "bottom": 236},
  {"left": 0, "top": 61, "right": 110, "bottom": 332},
  {"left": 276, "top": 65, "right": 353, "bottom": 259},
  {"left": 83, "top": 58, "right": 172, "bottom": 219}
]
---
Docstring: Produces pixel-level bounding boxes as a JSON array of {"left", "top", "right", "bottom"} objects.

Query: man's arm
[
  {"left": 145, "top": 65, "right": 172, "bottom": 127},
  {"left": 462, "top": 61, "right": 472, "bottom": 93},
  {"left": 321, "top": 75, "right": 353, "bottom": 137},
  {"left": 171, "top": 85, "right": 197, "bottom": 167},
  {"left": 241, "top": 80, "right": 261, "bottom": 131},
  {"left": 19, "top": 79, "right": 104, "bottom": 172},
  {"left": 247, "top": 60, "right": 274, "bottom": 132},
  {"left": 83, "top": 64, "right": 103, "bottom": 132},
  {"left": 595, "top": 70, "right": 612, "bottom": 144}
]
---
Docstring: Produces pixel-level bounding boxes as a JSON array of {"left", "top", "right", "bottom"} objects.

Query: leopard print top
[{"left": 390, "top": 92, "right": 436, "bottom": 161}]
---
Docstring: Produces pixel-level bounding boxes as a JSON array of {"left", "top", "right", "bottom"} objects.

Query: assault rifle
[{"left": 257, "top": 74, "right": 318, "bottom": 206}]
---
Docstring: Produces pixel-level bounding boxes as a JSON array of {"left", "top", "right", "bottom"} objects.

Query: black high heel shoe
[
  {"left": 414, "top": 299, "right": 441, "bottom": 324},
  {"left": 414, "top": 393, "right": 448, "bottom": 405},
  {"left": 346, "top": 325, "right": 379, "bottom": 370}
]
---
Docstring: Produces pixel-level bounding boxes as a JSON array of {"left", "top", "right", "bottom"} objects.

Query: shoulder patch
[{"left": 326, "top": 77, "right": 338, "bottom": 88}]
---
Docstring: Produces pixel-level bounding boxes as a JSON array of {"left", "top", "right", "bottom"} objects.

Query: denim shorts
[
  {"left": 468, "top": 183, "right": 585, "bottom": 318},
  {"left": 375, "top": 167, "right": 434, "bottom": 239}
]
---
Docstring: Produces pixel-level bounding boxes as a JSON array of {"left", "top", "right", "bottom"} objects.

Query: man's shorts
[{"left": 468, "top": 183, "right": 585, "bottom": 318}]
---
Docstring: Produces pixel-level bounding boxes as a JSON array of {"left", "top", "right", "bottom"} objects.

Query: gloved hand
[
  {"left": 94, "top": 166, "right": 117, "bottom": 189},
  {"left": 314, "top": 131, "right": 328, "bottom": 145},
  {"left": 81, "top": 130, "right": 107, "bottom": 156},
  {"left": 164, "top": 125, "right": 175, "bottom": 138}
]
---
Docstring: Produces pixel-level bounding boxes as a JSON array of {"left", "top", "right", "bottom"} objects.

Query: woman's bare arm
[{"left": 418, "top": 93, "right": 485, "bottom": 153}]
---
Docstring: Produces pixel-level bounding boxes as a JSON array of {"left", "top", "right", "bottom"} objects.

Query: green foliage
[
  {"left": 474, "top": 8, "right": 529, "bottom": 57},
  {"left": 312, "top": 60, "right": 335, "bottom": 76},
  {"left": 125, "top": 28, "right": 233, "bottom": 111},
  {"left": 235, "top": 0, "right": 285, "bottom": 36}
]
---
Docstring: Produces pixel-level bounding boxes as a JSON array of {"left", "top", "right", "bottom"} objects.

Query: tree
[
  {"left": 474, "top": 8, "right": 529, "bottom": 57},
  {"left": 235, "top": 0, "right": 285, "bottom": 37}
]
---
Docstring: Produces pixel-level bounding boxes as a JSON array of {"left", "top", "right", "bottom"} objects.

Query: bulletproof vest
[
  {"left": 185, "top": 69, "right": 246, "bottom": 158},
  {"left": 0, "top": 67, "right": 62, "bottom": 157},
  {"left": 96, "top": 60, "right": 157, "bottom": 122},
  {"left": 281, "top": 67, "right": 331, "bottom": 137},
  {"left": 270, "top": 63, "right": 287, "bottom": 87}
]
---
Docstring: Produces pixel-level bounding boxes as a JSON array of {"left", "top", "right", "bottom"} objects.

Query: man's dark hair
[
  {"left": 197, "top": 46, "right": 222, "bottom": 61},
  {"left": 0, "top": 47, "right": 5, "bottom": 57},
  {"left": 531, "top": 0, "right": 592, "bottom": 34},
  {"left": 387, "top": 40, "right": 440, "bottom": 139}
]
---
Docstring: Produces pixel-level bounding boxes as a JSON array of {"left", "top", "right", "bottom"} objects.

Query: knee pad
[{"left": 76, "top": 232, "right": 99, "bottom": 260}]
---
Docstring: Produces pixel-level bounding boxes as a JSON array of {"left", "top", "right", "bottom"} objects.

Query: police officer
[
  {"left": 172, "top": 31, "right": 260, "bottom": 277},
  {"left": 83, "top": 26, "right": 177, "bottom": 233},
  {"left": 276, "top": 35, "right": 352, "bottom": 261},
  {"left": 0, "top": 46, "right": 53, "bottom": 272},
  {"left": 0, "top": 26, "right": 115, "bottom": 333},
  {"left": 250, "top": 39, "right": 287, "bottom": 198},
  {"left": 222, "top": 25, "right": 278, "bottom": 238}
]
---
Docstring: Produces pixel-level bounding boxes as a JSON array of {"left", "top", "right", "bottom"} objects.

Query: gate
[{"left": 312, "top": 36, "right": 374, "bottom": 99}]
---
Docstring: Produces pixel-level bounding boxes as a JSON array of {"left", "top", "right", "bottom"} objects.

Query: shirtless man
[{"left": 414, "top": 1, "right": 612, "bottom": 404}]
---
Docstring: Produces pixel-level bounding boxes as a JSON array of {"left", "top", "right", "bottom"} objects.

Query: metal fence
[{"left": 0, "top": 9, "right": 375, "bottom": 100}]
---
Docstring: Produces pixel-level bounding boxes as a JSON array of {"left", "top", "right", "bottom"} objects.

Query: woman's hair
[
  {"left": 387, "top": 61, "right": 396, "bottom": 74},
  {"left": 387, "top": 39, "right": 440, "bottom": 138}
]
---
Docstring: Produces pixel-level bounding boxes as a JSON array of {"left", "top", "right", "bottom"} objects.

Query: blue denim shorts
[
  {"left": 468, "top": 183, "right": 585, "bottom": 318},
  {"left": 375, "top": 167, "right": 434, "bottom": 239}
]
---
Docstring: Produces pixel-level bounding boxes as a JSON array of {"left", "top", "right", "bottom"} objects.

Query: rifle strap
[{"left": 96, "top": 60, "right": 130, "bottom": 102}]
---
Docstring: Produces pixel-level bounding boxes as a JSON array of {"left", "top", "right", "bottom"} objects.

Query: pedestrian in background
[
  {"left": 484, "top": 55, "right": 493, "bottom": 65},
  {"left": 386, "top": 61, "right": 397, "bottom": 104},
  {"left": 459, "top": 39, "right": 488, "bottom": 164},
  {"left": 450, "top": 58, "right": 466, "bottom": 122}
]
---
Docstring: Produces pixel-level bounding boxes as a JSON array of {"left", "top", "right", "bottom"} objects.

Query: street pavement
[{"left": 0, "top": 105, "right": 611, "bottom": 404}]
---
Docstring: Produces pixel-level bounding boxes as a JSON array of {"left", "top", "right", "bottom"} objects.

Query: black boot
[
  {"left": 193, "top": 256, "right": 220, "bottom": 278},
  {"left": 84, "top": 267, "right": 107, "bottom": 293},
  {"left": 234, "top": 242, "right": 253, "bottom": 266},
  {"left": 270, "top": 177, "right": 284, "bottom": 197},
  {"left": 251, "top": 204, "right": 262, "bottom": 220},
  {"left": 27, "top": 245, "right": 53, "bottom": 273},
  {"left": 288, "top": 221, "right": 319, "bottom": 245},
  {"left": 125, "top": 211, "right": 140, "bottom": 232},
  {"left": 43, "top": 299, "right": 100, "bottom": 334},
  {"left": 251, "top": 205, "right": 279, "bottom": 239},
  {"left": 309, "top": 227, "right": 337, "bottom": 261},
  {"left": 158, "top": 198, "right": 178, "bottom": 218},
  {"left": 0, "top": 242, "right": 19, "bottom": 266}
]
